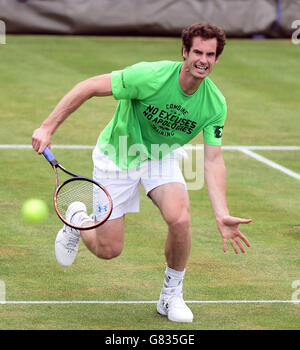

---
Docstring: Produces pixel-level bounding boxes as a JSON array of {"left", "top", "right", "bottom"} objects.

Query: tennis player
[{"left": 32, "top": 23, "right": 251, "bottom": 323}]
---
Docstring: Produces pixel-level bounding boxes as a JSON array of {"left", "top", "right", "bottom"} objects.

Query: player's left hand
[{"left": 216, "top": 216, "right": 251, "bottom": 254}]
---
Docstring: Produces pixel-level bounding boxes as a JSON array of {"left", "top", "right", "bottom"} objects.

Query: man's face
[{"left": 182, "top": 37, "right": 219, "bottom": 80}]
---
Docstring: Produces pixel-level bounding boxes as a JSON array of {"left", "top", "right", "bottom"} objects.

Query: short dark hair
[{"left": 181, "top": 22, "right": 226, "bottom": 58}]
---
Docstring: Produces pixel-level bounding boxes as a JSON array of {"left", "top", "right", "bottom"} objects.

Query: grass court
[{"left": 0, "top": 35, "right": 299, "bottom": 330}]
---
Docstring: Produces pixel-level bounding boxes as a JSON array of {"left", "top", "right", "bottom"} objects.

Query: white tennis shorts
[{"left": 92, "top": 146, "right": 187, "bottom": 220}]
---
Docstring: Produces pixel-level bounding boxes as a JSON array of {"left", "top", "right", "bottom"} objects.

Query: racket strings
[{"left": 56, "top": 179, "right": 111, "bottom": 227}]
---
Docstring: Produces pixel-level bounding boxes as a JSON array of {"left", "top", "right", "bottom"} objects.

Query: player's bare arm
[
  {"left": 32, "top": 74, "right": 112, "bottom": 154},
  {"left": 204, "top": 143, "right": 251, "bottom": 253}
]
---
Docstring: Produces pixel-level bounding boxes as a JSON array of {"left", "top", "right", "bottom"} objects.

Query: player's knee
[
  {"left": 95, "top": 243, "right": 123, "bottom": 260},
  {"left": 94, "top": 218, "right": 124, "bottom": 260},
  {"left": 168, "top": 211, "right": 190, "bottom": 234}
]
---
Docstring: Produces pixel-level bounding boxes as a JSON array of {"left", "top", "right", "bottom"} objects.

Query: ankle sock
[{"left": 162, "top": 265, "right": 185, "bottom": 295}]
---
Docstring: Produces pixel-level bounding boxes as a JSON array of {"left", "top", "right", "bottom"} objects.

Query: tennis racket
[{"left": 42, "top": 146, "right": 112, "bottom": 230}]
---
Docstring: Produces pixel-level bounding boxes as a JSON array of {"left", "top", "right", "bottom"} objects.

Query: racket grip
[{"left": 43, "top": 146, "right": 58, "bottom": 166}]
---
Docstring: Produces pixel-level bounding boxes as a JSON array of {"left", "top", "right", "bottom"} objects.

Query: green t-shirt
[{"left": 98, "top": 61, "right": 227, "bottom": 169}]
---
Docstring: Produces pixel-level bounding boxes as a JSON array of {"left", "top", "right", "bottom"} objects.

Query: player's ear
[{"left": 182, "top": 46, "right": 188, "bottom": 60}]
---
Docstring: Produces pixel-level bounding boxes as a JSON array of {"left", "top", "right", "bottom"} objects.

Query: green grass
[{"left": 0, "top": 35, "right": 299, "bottom": 330}]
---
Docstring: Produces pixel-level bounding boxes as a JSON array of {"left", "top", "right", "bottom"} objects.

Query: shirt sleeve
[
  {"left": 203, "top": 102, "right": 227, "bottom": 146},
  {"left": 110, "top": 62, "right": 160, "bottom": 101}
]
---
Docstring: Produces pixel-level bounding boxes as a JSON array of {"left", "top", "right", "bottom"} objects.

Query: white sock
[{"left": 162, "top": 265, "right": 185, "bottom": 295}]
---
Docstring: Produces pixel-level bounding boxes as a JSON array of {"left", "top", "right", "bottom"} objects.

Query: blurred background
[{"left": 0, "top": 0, "right": 299, "bottom": 38}]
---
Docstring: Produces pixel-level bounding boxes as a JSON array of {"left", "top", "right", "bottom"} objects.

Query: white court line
[
  {"left": 186, "top": 145, "right": 300, "bottom": 181},
  {"left": 1, "top": 144, "right": 300, "bottom": 181},
  {"left": 238, "top": 148, "right": 300, "bottom": 181},
  {"left": 0, "top": 144, "right": 94, "bottom": 149},
  {"left": 1, "top": 144, "right": 300, "bottom": 151},
  {"left": 185, "top": 145, "right": 300, "bottom": 151},
  {"left": 0, "top": 300, "right": 299, "bottom": 305}
]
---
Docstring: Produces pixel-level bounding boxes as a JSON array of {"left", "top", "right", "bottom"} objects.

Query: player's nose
[{"left": 199, "top": 55, "right": 208, "bottom": 65}]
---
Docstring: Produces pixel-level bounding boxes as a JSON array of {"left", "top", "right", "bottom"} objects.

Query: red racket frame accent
[{"left": 50, "top": 159, "right": 113, "bottom": 230}]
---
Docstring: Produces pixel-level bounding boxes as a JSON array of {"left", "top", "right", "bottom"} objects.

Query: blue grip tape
[{"left": 43, "top": 146, "right": 56, "bottom": 163}]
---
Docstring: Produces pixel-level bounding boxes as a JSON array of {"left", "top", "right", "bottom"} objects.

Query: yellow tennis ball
[{"left": 22, "top": 199, "right": 48, "bottom": 224}]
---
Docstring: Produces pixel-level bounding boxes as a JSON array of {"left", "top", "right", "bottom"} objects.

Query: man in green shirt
[{"left": 32, "top": 23, "right": 251, "bottom": 323}]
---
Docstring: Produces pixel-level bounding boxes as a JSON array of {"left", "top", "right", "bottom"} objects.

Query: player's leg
[
  {"left": 148, "top": 182, "right": 193, "bottom": 323},
  {"left": 141, "top": 152, "right": 193, "bottom": 323},
  {"left": 148, "top": 182, "right": 191, "bottom": 272},
  {"left": 55, "top": 146, "right": 140, "bottom": 267},
  {"left": 80, "top": 216, "right": 125, "bottom": 260},
  {"left": 55, "top": 204, "right": 125, "bottom": 267}
]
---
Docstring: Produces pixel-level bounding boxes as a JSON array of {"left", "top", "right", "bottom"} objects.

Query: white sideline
[
  {"left": 0, "top": 300, "right": 299, "bottom": 305},
  {"left": 1, "top": 144, "right": 300, "bottom": 181},
  {"left": 1, "top": 144, "right": 300, "bottom": 151},
  {"left": 237, "top": 148, "right": 300, "bottom": 181},
  {"left": 0, "top": 144, "right": 94, "bottom": 149}
]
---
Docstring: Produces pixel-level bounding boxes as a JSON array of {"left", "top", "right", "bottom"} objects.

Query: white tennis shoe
[
  {"left": 157, "top": 292, "right": 194, "bottom": 323},
  {"left": 55, "top": 202, "right": 89, "bottom": 267}
]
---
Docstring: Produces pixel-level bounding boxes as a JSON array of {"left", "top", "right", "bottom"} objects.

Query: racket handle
[{"left": 43, "top": 146, "right": 58, "bottom": 166}]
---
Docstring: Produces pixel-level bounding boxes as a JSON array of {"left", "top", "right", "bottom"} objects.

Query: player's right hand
[{"left": 32, "top": 127, "right": 52, "bottom": 154}]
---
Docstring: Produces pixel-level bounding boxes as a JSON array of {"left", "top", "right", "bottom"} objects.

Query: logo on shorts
[
  {"left": 214, "top": 126, "right": 224, "bottom": 138},
  {"left": 98, "top": 205, "right": 109, "bottom": 213}
]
